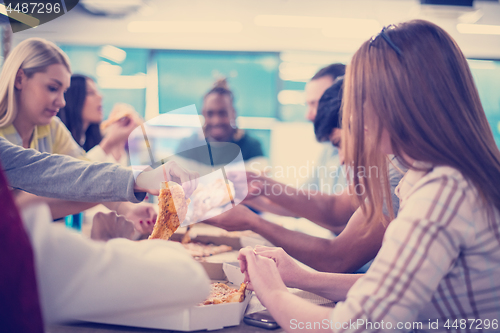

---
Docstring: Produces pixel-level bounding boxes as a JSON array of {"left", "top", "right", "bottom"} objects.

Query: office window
[
  {"left": 155, "top": 50, "right": 279, "bottom": 157},
  {"left": 58, "top": 45, "right": 148, "bottom": 119},
  {"left": 469, "top": 59, "right": 500, "bottom": 147}
]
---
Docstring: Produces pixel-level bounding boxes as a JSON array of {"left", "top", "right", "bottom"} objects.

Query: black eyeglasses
[{"left": 369, "top": 25, "right": 403, "bottom": 56}]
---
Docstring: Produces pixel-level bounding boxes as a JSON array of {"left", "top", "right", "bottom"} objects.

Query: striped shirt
[
  {"left": 330, "top": 164, "right": 500, "bottom": 332},
  {"left": 0, "top": 117, "right": 85, "bottom": 158}
]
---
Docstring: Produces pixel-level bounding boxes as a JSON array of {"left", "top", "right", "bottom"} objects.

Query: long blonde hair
[
  {"left": 0, "top": 37, "right": 71, "bottom": 127},
  {"left": 343, "top": 20, "right": 500, "bottom": 229}
]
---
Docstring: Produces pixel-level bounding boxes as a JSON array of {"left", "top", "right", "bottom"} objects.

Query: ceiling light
[
  {"left": 280, "top": 52, "right": 352, "bottom": 65},
  {"left": 96, "top": 61, "right": 122, "bottom": 77},
  {"left": 254, "top": 15, "right": 327, "bottom": 29},
  {"left": 458, "top": 9, "right": 483, "bottom": 24},
  {"left": 237, "top": 117, "right": 276, "bottom": 130},
  {"left": 278, "top": 90, "right": 306, "bottom": 106},
  {"left": 128, "top": 21, "right": 243, "bottom": 34},
  {"left": 457, "top": 23, "right": 500, "bottom": 35},
  {"left": 98, "top": 73, "right": 146, "bottom": 89},
  {"left": 99, "top": 45, "right": 127, "bottom": 63},
  {"left": 279, "top": 62, "right": 322, "bottom": 82},
  {"left": 322, "top": 19, "right": 381, "bottom": 39},
  {"left": 254, "top": 14, "right": 380, "bottom": 39},
  {"left": 467, "top": 59, "right": 497, "bottom": 69}
]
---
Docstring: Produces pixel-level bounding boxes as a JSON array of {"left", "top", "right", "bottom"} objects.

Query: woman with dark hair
[
  {"left": 58, "top": 74, "right": 138, "bottom": 165},
  {"left": 57, "top": 74, "right": 154, "bottom": 236},
  {"left": 58, "top": 74, "right": 102, "bottom": 152},
  {"left": 238, "top": 20, "right": 500, "bottom": 332}
]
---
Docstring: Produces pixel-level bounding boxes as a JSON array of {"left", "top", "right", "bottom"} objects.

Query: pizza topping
[
  {"left": 182, "top": 242, "right": 233, "bottom": 258},
  {"left": 149, "top": 181, "right": 190, "bottom": 241},
  {"left": 201, "top": 282, "right": 247, "bottom": 305}
]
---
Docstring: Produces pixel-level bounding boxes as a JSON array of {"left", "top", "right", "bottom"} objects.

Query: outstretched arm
[
  {"left": 205, "top": 205, "right": 386, "bottom": 273},
  {"left": 1, "top": 137, "right": 144, "bottom": 203},
  {"left": 246, "top": 174, "right": 357, "bottom": 229},
  {"left": 1, "top": 137, "right": 198, "bottom": 203}
]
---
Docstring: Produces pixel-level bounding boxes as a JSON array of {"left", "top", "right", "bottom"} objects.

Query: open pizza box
[
  {"left": 172, "top": 224, "right": 246, "bottom": 250},
  {"left": 172, "top": 224, "right": 272, "bottom": 250},
  {"left": 78, "top": 262, "right": 251, "bottom": 331}
]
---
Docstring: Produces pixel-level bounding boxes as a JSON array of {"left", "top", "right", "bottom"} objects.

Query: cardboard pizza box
[
  {"left": 194, "top": 249, "right": 243, "bottom": 280},
  {"left": 78, "top": 262, "right": 251, "bottom": 331},
  {"left": 172, "top": 224, "right": 257, "bottom": 250}
]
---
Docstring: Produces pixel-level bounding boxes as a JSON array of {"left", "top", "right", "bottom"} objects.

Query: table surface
[{"left": 46, "top": 321, "right": 284, "bottom": 333}]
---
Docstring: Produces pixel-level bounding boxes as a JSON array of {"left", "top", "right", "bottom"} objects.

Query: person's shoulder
[
  {"left": 46, "top": 116, "right": 67, "bottom": 134},
  {"left": 175, "top": 131, "right": 206, "bottom": 155},
  {"left": 403, "top": 164, "right": 472, "bottom": 203},
  {"left": 49, "top": 116, "right": 65, "bottom": 128},
  {"left": 47, "top": 116, "right": 73, "bottom": 139},
  {"left": 0, "top": 124, "right": 17, "bottom": 138},
  {"left": 421, "top": 165, "right": 468, "bottom": 188},
  {"left": 178, "top": 131, "right": 203, "bottom": 146},
  {"left": 239, "top": 131, "right": 261, "bottom": 146},
  {"left": 34, "top": 119, "right": 60, "bottom": 140}
]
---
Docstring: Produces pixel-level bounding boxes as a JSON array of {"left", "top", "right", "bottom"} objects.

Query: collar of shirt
[
  {"left": 395, "top": 161, "right": 433, "bottom": 202},
  {"left": 0, "top": 124, "right": 51, "bottom": 149}
]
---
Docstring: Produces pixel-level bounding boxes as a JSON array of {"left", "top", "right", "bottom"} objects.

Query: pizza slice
[
  {"left": 181, "top": 242, "right": 233, "bottom": 258},
  {"left": 188, "top": 179, "right": 235, "bottom": 224},
  {"left": 201, "top": 282, "right": 247, "bottom": 305},
  {"left": 149, "top": 181, "right": 190, "bottom": 241}
]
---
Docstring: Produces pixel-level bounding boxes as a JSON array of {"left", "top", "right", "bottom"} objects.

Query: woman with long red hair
[{"left": 239, "top": 20, "right": 500, "bottom": 332}]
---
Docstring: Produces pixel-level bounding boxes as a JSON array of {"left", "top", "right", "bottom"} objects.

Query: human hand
[
  {"left": 253, "top": 246, "right": 308, "bottom": 288},
  {"left": 226, "top": 171, "right": 262, "bottom": 202},
  {"left": 245, "top": 171, "right": 265, "bottom": 199},
  {"left": 134, "top": 161, "right": 199, "bottom": 197},
  {"left": 100, "top": 116, "right": 138, "bottom": 151},
  {"left": 91, "top": 211, "right": 135, "bottom": 241},
  {"left": 121, "top": 202, "right": 157, "bottom": 235},
  {"left": 237, "top": 247, "right": 288, "bottom": 307},
  {"left": 204, "top": 204, "right": 258, "bottom": 231}
]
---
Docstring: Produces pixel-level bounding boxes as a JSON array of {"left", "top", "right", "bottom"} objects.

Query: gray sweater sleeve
[{"left": 0, "top": 137, "right": 146, "bottom": 203}]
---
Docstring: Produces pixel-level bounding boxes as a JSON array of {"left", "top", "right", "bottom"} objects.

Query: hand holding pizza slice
[{"left": 149, "top": 181, "right": 191, "bottom": 241}]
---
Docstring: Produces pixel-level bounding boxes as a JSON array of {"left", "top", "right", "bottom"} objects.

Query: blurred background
[{"left": 3, "top": 0, "right": 500, "bottom": 185}]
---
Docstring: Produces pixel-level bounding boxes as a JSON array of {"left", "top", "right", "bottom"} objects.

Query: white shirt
[{"left": 22, "top": 204, "right": 210, "bottom": 324}]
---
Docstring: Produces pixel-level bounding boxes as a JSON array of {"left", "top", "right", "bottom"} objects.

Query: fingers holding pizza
[
  {"left": 253, "top": 246, "right": 309, "bottom": 289},
  {"left": 237, "top": 247, "right": 288, "bottom": 307},
  {"left": 134, "top": 160, "right": 199, "bottom": 198},
  {"left": 149, "top": 181, "right": 190, "bottom": 241}
]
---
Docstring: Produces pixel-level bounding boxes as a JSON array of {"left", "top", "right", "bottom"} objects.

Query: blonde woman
[
  {"left": 0, "top": 38, "right": 155, "bottom": 235},
  {"left": 0, "top": 37, "right": 81, "bottom": 154},
  {"left": 238, "top": 20, "right": 500, "bottom": 332}
]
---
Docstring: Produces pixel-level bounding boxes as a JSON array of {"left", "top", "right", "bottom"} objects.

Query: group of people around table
[{"left": 1, "top": 19, "right": 500, "bottom": 333}]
